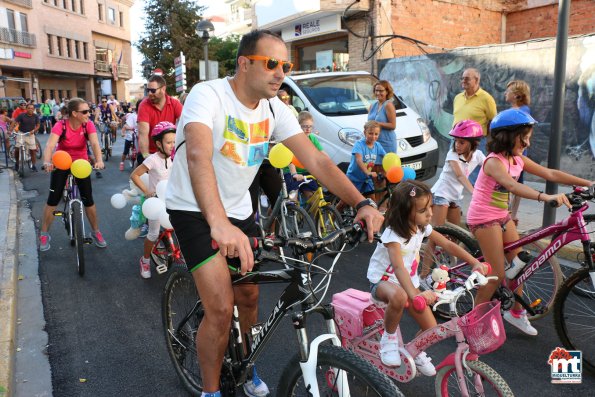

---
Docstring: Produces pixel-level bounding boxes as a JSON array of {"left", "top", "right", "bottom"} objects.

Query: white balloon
[
  {"left": 122, "top": 190, "right": 141, "bottom": 205},
  {"left": 140, "top": 173, "right": 150, "bottom": 190},
  {"left": 156, "top": 180, "right": 168, "bottom": 200},
  {"left": 129, "top": 180, "right": 141, "bottom": 196},
  {"left": 125, "top": 227, "right": 141, "bottom": 240},
  {"left": 159, "top": 209, "right": 173, "bottom": 229},
  {"left": 110, "top": 193, "right": 127, "bottom": 209},
  {"left": 142, "top": 197, "right": 165, "bottom": 221}
]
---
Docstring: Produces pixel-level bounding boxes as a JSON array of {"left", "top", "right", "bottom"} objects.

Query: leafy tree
[
  {"left": 208, "top": 35, "right": 241, "bottom": 77},
  {"left": 136, "top": 0, "right": 205, "bottom": 94}
]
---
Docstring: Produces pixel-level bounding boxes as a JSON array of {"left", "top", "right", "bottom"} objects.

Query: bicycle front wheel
[
  {"left": 103, "top": 134, "right": 110, "bottom": 161},
  {"left": 36, "top": 137, "right": 42, "bottom": 159},
  {"left": 435, "top": 360, "right": 514, "bottom": 397},
  {"left": 315, "top": 205, "right": 343, "bottom": 253},
  {"left": 163, "top": 266, "right": 203, "bottom": 395},
  {"left": 72, "top": 201, "right": 85, "bottom": 276},
  {"left": 277, "top": 344, "right": 403, "bottom": 397},
  {"left": 553, "top": 267, "right": 595, "bottom": 375}
]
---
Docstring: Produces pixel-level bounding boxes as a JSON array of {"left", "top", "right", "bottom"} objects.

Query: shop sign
[
  {"left": 282, "top": 15, "right": 342, "bottom": 42},
  {"left": 14, "top": 51, "right": 32, "bottom": 59},
  {"left": 0, "top": 48, "right": 14, "bottom": 59}
]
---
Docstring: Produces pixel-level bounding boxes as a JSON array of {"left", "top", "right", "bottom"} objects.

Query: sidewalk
[{"left": 0, "top": 168, "right": 18, "bottom": 397}]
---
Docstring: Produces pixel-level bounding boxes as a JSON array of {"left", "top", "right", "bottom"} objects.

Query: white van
[{"left": 281, "top": 71, "right": 438, "bottom": 181}]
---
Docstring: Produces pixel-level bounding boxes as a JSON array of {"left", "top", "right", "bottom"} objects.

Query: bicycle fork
[{"left": 294, "top": 305, "right": 352, "bottom": 397}]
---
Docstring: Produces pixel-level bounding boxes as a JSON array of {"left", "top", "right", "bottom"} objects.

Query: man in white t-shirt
[{"left": 165, "top": 29, "right": 383, "bottom": 397}]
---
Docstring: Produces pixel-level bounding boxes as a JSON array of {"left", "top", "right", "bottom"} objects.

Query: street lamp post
[{"left": 196, "top": 19, "right": 215, "bottom": 81}]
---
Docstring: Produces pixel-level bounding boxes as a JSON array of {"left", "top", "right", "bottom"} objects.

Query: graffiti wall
[{"left": 378, "top": 34, "right": 595, "bottom": 180}]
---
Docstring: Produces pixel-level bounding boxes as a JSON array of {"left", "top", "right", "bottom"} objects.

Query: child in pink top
[
  {"left": 467, "top": 109, "right": 593, "bottom": 336},
  {"left": 130, "top": 122, "right": 176, "bottom": 279}
]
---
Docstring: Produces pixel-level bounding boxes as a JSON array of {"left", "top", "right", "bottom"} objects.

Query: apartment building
[
  {"left": 0, "top": 0, "right": 134, "bottom": 104},
  {"left": 252, "top": 0, "right": 594, "bottom": 73}
]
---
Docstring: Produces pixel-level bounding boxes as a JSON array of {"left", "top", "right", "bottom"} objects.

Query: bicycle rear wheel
[
  {"left": 425, "top": 224, "right": 479, "bottom": 320},
  {"left": 435, "top": 360, "right": 514, "bottom": 397},
  {"left": 275, "top": 203, "right": 317, "bottom": 259},
  {"left": 277, "top": 344, "right": 403, "bottom": 397},
  {"left": 163, "top": 266, "right": 203, "bottom": 395},
  {"left": 553, "top": 267, "right": 595, "bottom": 375},
  {"left": 71, "top": 201, "right": 85, "bottom": 276}
]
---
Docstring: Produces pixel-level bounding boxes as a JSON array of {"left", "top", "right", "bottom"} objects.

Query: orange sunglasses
[{"left": 244, "top": 55, "right": 293, "bottom": 74}]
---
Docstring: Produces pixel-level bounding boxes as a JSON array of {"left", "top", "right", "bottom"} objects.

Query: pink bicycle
[{"left": 333, "top": 271, "right": 514, "bottom": 396}]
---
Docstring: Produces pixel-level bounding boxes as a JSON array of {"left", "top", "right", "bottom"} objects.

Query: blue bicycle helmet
[{"left": 490, "top": 108, "right": 537, "bottom": 132}]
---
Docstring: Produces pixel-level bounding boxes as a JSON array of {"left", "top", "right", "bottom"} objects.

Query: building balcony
[
  {"left": 117, "top": 64, "right": 129, "bottom": 78},
  {"left": 5, "top": 0, "right": 33, "bottom": 8},
  {"left": 0, "top": 27, "right": 36, "bottom": 47},
  {"left": 94, "top": 60, "right": 110, "bottom": 73}
]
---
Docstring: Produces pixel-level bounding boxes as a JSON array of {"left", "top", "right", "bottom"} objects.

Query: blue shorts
[
  {"left": 283, "top": 173, "right": 318, "bottom": 192},
  {"left": 433, "top": 195, "right": 461, "bottom": 208},
  {"left": 349, "top": 177, "right": 374, "bottom": 195}
]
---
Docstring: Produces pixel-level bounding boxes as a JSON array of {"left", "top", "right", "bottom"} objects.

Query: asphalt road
[{"left": 19, "top": 133, "right": 595, "bottom": 396}]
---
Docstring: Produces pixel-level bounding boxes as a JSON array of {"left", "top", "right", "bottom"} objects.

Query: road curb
[{"left": 0, "top": 170, "right": 19, "bottom": 397}]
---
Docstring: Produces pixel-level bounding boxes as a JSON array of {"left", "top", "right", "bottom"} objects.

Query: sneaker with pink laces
[
  {"left": 139, "top": 257, "right": 151, "bottom": 279},
  {"left": 90, "top": 231, "right": 107, "bottom": 248},
  {"left": 39, "top": 232, "right": 51, "bottom": 252},
  {"left": 119, "top": 162, "right": 124, "bottom": 171}
]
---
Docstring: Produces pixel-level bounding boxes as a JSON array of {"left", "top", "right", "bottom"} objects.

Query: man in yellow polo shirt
[{"left": 453, "top": 67, "right": 497, "bottom": 184}]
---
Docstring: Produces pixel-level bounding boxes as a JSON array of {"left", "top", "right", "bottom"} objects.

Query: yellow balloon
[
  {"left": 268, "top": 143, "right": 293, "bottom": 169},
  {"left": 71, "top": 159, "right": 92, "bottom": 179},
  {"left": 382, "top": 152, "right": 401, "bottom": 172}
]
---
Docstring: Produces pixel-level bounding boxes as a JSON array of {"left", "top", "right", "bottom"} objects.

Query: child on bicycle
[
  {"left": 467, "top": 108, "right": 593, "bottom": 335},
  {"left": 368, "top": 180, "right": 486, "bottom": 372},
  {"left": 420, "top": 120, "right": 485, "bottom": 286},
  {"left": 120, "top": 106, "right": 137, "bottom": 171},
  {"left": 283, "top": 111, "right": 326, "bottom": 200},
  {"left": 130, "top": 121, "right": 176, "bottom": 279}
]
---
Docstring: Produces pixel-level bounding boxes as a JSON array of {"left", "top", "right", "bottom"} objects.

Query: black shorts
[
  {"left": 168, "top": 209, "right": 258, "bottom": 273},
  {"left": 47, "top": 169, "right": 94, "bottom": 207},
  {"left": 122, "top": 139, "right": 133, "bottom": 155}
]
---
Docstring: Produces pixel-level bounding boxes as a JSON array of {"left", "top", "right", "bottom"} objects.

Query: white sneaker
[
  {"left": 243, "top": 376, "right": 270, "bottom": 397},
  {"left": 139, "top": 257, "right": 151, "bottom": 279},
  {"left": 379, "top": 332, "right": 401, "bottom": 367},
  {"left": 414, "top": 351, "right": 436, "bottom": 376},
  {"left": 503, "top": 310, "right": 538, "bottom": 336},
  {"left": 419, "top": 274, "right": 433, "bottom": 291}
]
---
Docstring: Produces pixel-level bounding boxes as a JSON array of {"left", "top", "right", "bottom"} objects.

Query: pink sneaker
[
  {"left": 119, "top": 162, "right": 124, "bottom": 171},
  {"left": 140, "top": 257, "right": 151, "bottom": 279}
]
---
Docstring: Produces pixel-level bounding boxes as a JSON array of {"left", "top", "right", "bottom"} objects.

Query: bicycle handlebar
[
  {"left": 211, "top": 222, "right": 366, "bottom": 259},
  {"left": 548, "top": 185, "right": 595, "bottom": 208}
]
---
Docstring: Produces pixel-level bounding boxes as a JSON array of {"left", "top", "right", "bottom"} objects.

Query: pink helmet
[
  {"left": 151, "top": 121, "right": 176, "bottom": 140},
  {"left": 449, "top": 120, "right": 483, "bottom": 139}
]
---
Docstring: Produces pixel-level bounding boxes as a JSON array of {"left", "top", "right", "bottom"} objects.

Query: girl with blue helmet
[{"left": 467, "top": 108, "right": 594, "bottom": 335}]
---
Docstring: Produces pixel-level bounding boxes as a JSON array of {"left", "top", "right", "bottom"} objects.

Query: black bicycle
[
  {"left": 53, "top": 172, "right": 92, "bottom": 276},
  {"left": 99, "top": 122, "right": 112, "bottom": 161},
  {"left": 162, "top": 223, "right": 402, "bottom": 396}
]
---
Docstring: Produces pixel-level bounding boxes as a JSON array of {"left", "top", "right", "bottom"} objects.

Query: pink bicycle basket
[{"left": 459, "top": 301, "right": 506, "bottom": 355}]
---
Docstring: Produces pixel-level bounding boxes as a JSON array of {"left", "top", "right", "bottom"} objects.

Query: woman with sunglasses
[{"left": 39, "top": 98, "right": 106, "bottom": 252}]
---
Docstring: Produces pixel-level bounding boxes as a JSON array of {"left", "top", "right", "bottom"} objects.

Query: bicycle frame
[
  {"left": 174, "top": 259, "right": 349, "bottom": 395},
  {"left": 448, "top": 204, "right": 594, "bottom": 299},
  {"left": 152, "top": 228, "right": 183, "bottom": 274},
  {"left": 64, "top": 174, "right": 87, "bottom": 241}
]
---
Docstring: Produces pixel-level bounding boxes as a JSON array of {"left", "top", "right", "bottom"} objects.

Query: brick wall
[
  {"left": 506, "top": 0, "right": 595, "bottom": 42},
  {"left": 389, "top": 0, "right": 502, "bottom": 57}
]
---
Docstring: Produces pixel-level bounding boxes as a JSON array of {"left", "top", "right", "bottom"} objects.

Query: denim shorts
[
  {"left": 433, "top": 195, "right": 462, "bottom": 208},
  {"left": 468, "top": 214, "right": 512, "bottom": 234},
  {"left": 370, "top": 282, "right": 381, "bottom": 301}
]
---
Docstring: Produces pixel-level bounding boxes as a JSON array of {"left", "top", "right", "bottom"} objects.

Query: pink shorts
[{"left": 468, "top": 214, "right": 512, "bottom": 234}]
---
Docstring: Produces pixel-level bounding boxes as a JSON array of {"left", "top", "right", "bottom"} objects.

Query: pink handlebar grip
[{"left": 412, "top": 296, "right": 427, "bottom": 312}]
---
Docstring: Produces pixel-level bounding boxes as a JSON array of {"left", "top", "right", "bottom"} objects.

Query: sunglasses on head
[
  {"left": 77, "top": 109, "right": 91, "bottom": 115},
  {"left": 147, "top": 86, "right": 163, "bottom": 94},
  {"left": 245, "top": 55, "right": 293, "bottom": 74}
]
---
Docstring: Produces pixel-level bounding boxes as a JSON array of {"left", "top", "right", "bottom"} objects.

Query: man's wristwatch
[{"left": 355, "top": 198, "right": 377, "bottom": 211}]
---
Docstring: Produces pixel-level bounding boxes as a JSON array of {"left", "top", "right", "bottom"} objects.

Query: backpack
[
  {"left": 59, "top": 120, "right": 88, "bottom": 142},
  {"left": 331, "top": 288, "right": 384, "bottom": 339}
]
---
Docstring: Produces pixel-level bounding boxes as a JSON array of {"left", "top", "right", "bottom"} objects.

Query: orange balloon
[
  {"left": 52, "top": 150, "right": 73, "bottom": 170},
  {"left": 386, "top": 166, "right": 404, "bottom": 183},
  {"left": 292, "top": 156, "right": 304, "bottom": 169}
]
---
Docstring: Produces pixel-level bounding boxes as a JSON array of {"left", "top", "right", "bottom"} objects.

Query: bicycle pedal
[
  {"left": 529, "top": 298, "right": 542, "bottom": 308},
  {"left": 52, "top": 211, "right": 63, "bottom": 216},
  {"left": 84, "top": 237, "right": 93, "bottom": 244},
  {"left": 156, "top": 264, "right": 168, "bottom": 274}
]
